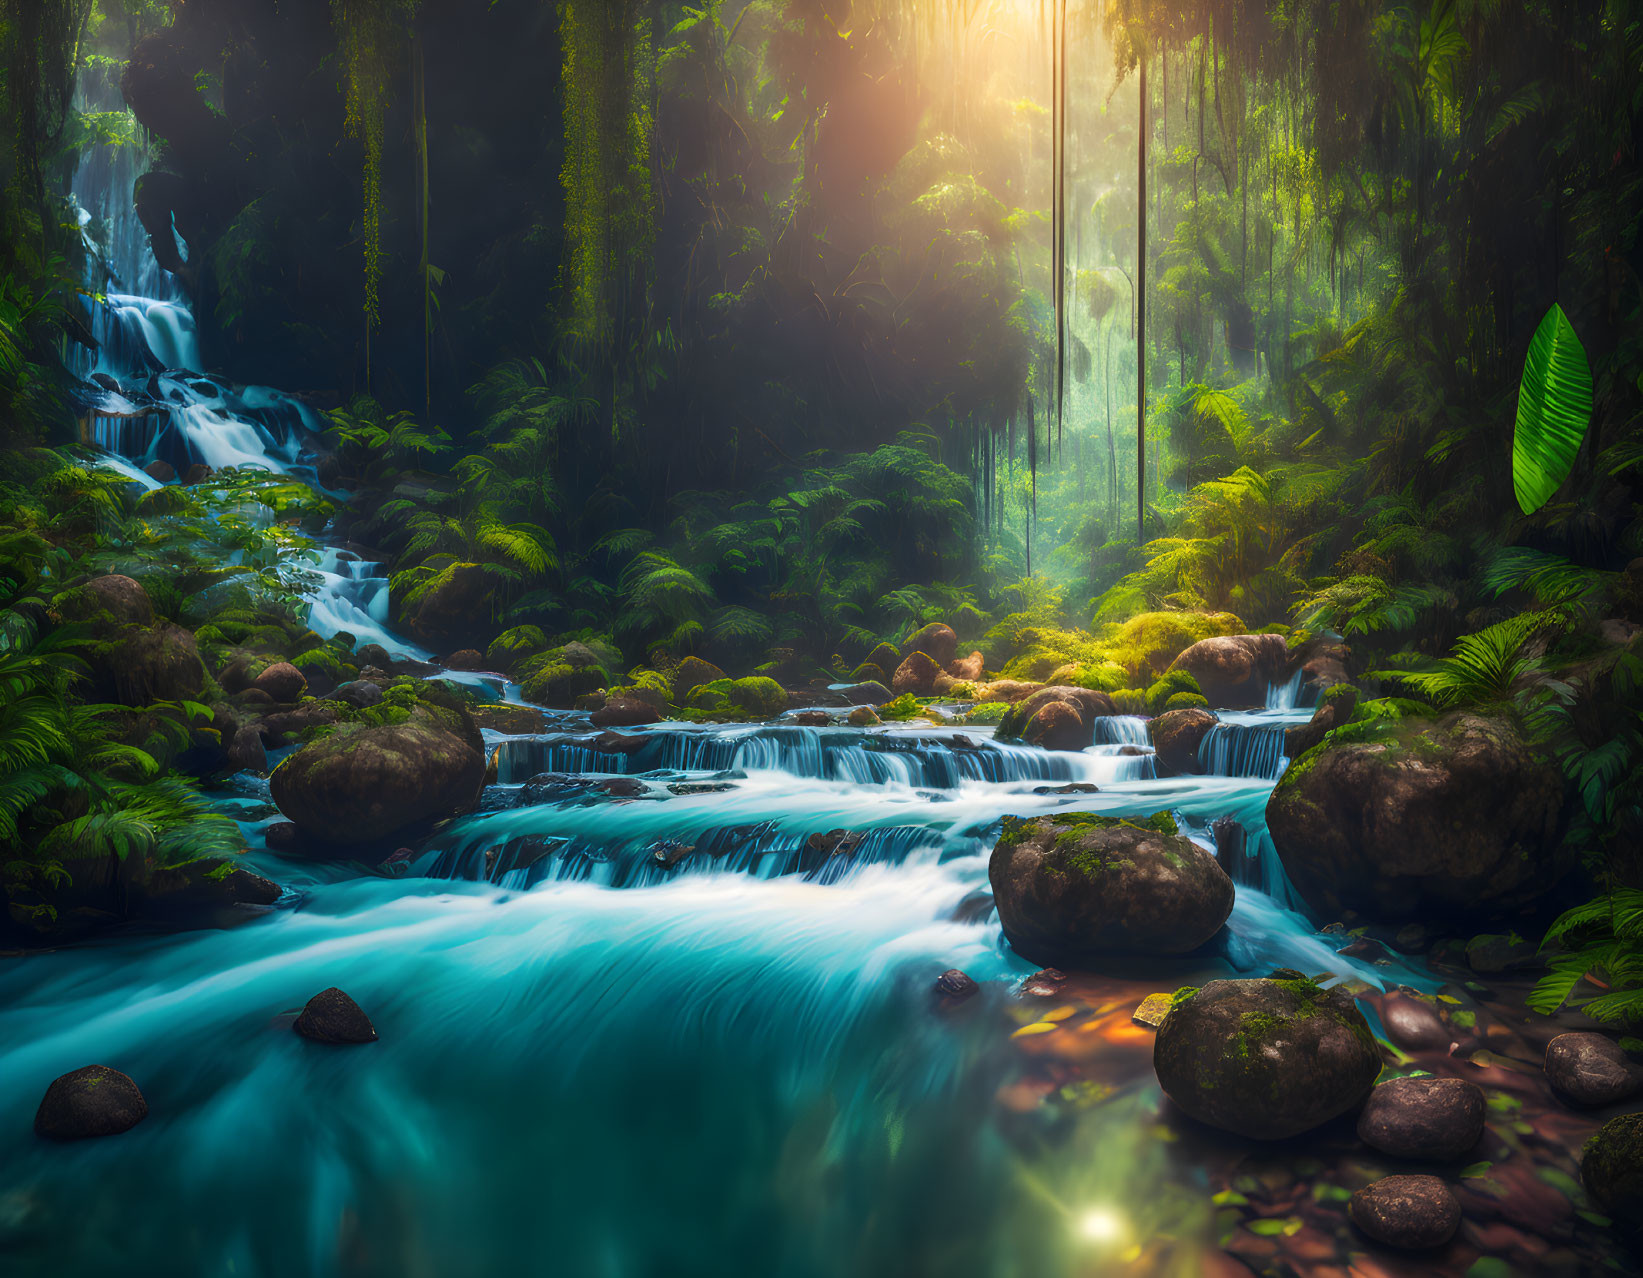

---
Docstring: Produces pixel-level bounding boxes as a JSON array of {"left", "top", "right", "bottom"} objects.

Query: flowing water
[{"left": 0, "top": 88, "right": 1435, "bottom": 1278}]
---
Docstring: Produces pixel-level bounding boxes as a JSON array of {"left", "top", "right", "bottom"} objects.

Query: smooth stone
[
  {"left": 934, "top": 969, "right": 979, "bottom": 1002},
  {"left": 251, "top": 661, "right": 307, "bottom": 702},
  {"left": 1545, "top": 1032, "right": 1643, "bottom": 1107},
  {"left": 329, "top": 679, "right": 384, "bottom": 709},
  {"left": 1380, "top": 994, "right": 1451, "bottom": 1051},
  {"left": 1357, "top": 1076, "right": 1485, "bottom": 1160},
  {"left": 1348, "top": 1174, "right": 1461, "bottom": 1249},
  {"left": 34, "top": 1065, "right": 148, "bottom": 1140},
  {"left": 294, "top": 987, "right": 378, "bottom": 1044}
]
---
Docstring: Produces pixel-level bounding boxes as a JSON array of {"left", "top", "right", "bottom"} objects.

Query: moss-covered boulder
[
  {"left": 1167, "top": 634, "right": 1292, "bottom": 706},
  {"left": 671, "top": 655, "right": 726, "bottom": 700},
  {"left": 891, "top": 650, "right": 943, "bottom": 695},
  {"left": 396, "top": 561, "right": 496, "bottom": 650},
  {"left": 1154, "top": 977, "right": 1381, "bottom": 1139},
  {"left": 997, "top": 686, "right": 1117, "bottom": 751},
  {"left": 1583, "top": 1112, "right": 1643, "bottom": 1220},
  {"left": 57, "top": 574, "right": 153, "bottom": 628},
  {"left": 685, "top": 676, "right": 788, "bottom": 719},
  {"left": 485, "top": 625, "right": 547, "bottom": 676},
  {"left": 902, "top": 622, "right": 958, "bottom": 668},
  {"left": 988, "top": 813, "right": 1233, "bottom": 966},
  {"left": 96, "top": 621, "right": 208, "bottom": 705},
  {"left": 1150, "top": 707, "right": 1217, "bottom": 775},
  {"left": 270, "top": 706, "right": 485, "bottom": 846},
  {"left": 520, "top": 642, "right": 609, "bottom": 708},
  {"left": 1266, "top": 712, "right": 1567, "bottom": 922}
]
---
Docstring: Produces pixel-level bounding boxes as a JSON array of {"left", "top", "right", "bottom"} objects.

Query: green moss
[
  {"left": 964, "top": 700, "right": 1007, "bottom": 724},
  {"left": 1145, "top": 669, "right": 1204, "bottom": 715},
  {"left": 878, "top": 692, "right": 923, "bottom": 720},
  {"left": 1163, "top": 691, "right": 1210, "bottom": 712},
  {"left": 997, "top": 810, "right": 1179, "bottom": 858}
]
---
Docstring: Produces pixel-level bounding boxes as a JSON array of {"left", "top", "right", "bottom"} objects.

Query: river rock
[
  {"left": 1153, "top": 977, "right": 1381, "bottom": 1139},
  {"left": 892, "top": 650, "right": 943, "bottom": 695},
  {"left": 1380, "top": 993, "right": 1451, "bottom": 1051},
  {"left": 935, "top": 968, "right": 979, "bottom": 1003},
  {"left": 902, "top": 622, "right": 958, "bottom": 668},
  {"left": 1149, "top": 707, "right": 1217, "bottom": 774},
  {"left": 1167, "top": 634, "right": 1292, "bottom": 706},
  {"left": 1465, "top": 931, "right": 1538, "bottom": 973},
  {"left": 1266, "top": 712, "right": 1567, "bottom": 922},
  {"left": 329, "top": 679, "right": 384, "bottom": 709},
  {"left": 989, "top": 813, "right": 1233, "bottom": 967},
  {"left": 840, "top": 681, "right": 892, "bottom": 706},
  {"left": 1545, "top": 1033, "right": 1643, "bottom": 1107},
  {"left": 100, "top": 621, "right": 208, "bottom": 705},
  {"left": 397, "top": 561, "right": 496, "bottom": 650},
  {"left": 590, "top": 696, "right": 662, "bottom": 727},
  {"left": 59, "top": 574, "right": 154, "bottom": 627},
  {"left": 143, "top": 458, "right": 175, "bottom": 483},
  {"left": 847, "top": 705, "right": 881, "bottom": 726},
  {"left": 270, "top": 708, "right": 485, "bottom": 845},
  {"left": 252, "top": 661, "right": 307, "bottom": 702},
  {"left": 949, "top": 650, "right": 984, "bottom": 681},
  {"left": 671, "top": 655, "right": 726, "bottom": 699},
  {"left": 1348, "top": 1175, "right": 1461, "bottom": 1249},
  {"left": 1583, "top": 1112, "right": 1643, "bottom": 1219},
  {"left": 1357, "top": 1076, "right": 1485, "bottom": 1160},
  {"left": 996, "top": 686, "right": 1117, "bottom": 751},
  {"left": 226, "top": 722, "right": 268, "bottom": 772},
  {"left": 34, "top": 1065, "right": 149, "bottom": 1140},
  {"left": 294, "top": 987, "right": 378, "bottom": 1044},
  {"left": 1284, "top": 684, "right": 1357, "bottom": 759}
]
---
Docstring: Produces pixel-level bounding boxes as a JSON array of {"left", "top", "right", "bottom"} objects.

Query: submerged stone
[
  {"left": 1545, "top": 1032, "right": 1643, "bottom": 1107},
  {"left": 1357, "top": 1076, "right": 1485, "bottom": 1160}
]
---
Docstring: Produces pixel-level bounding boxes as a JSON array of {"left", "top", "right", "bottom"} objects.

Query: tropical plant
[
  {"left": 1529, "top": 889, "right": 1643, "bottom": 1031},
  {"left": 1512, "top": 304, "right": 1594, "bottom": 516}
]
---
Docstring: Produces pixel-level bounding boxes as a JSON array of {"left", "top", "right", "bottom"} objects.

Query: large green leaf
[{"left": 1513, "top": 303, "right": 1593, "bottom": 514}]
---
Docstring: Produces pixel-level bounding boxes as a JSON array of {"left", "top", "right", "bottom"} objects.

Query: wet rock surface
[
  {"left": 1357, "top": 1076, "right": 1485, "bottom": 1161},
  {"left": 995, "top": 686, "right": 1118, "bottom": 751},
  {"left": 1349, "top": 1174, "right": 1462, "bottom": 1249},
  {"left": 294, "top": 987, "right": 378, "bottom": 1044},
  {"left": 1153, "top": 977, "right": 1380, "bottom": 1140},
  {"left": 34, "top": 1065, "right": 149, "bottom": 1140},
  {"left": 1545, "top": 1032, "right": 1643, "bottom": 1107},
  {"left": 1148, "top": 707, "right": 1217, "bottom": 775},
  {"left": 989, "top": 813, "right": 1233, "bottom": 966}
]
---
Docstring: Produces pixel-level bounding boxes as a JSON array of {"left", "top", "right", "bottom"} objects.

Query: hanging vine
[{"left": 330, "top": 0, "right": 415, "bottom": 384}]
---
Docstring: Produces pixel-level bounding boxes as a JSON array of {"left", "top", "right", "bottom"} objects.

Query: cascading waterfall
[{"left": 1197, "top": 721, "right": 1288, "bottom": 780}]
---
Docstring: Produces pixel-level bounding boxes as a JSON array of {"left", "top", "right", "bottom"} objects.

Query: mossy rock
[
  {"left": 671, "top": 655, "right": 727, "bottom": 699},
  {"left": 996, "top": 686, "right": 1117, "bottom": 750},
  {"left": 988, "top": 812, "right": 1231, "bottom": 966},
  {"left": 686, "top": 676, "right": 787, "bottom": 719},
  {"left": 1096, "top": 610, "right": 1247, "bottom": 678},
  {"left": 486, "top": 625, "right": 547, "bottom": 675},
  {"left": 1154, "top": 977, "right": 1381, "bottom": 1139},
  {"left": 901, "top": 622, "right": 958, "bottom": 666},
  {"left": 520, "top": 647, "right": 609, "bottom": 708},
  {"left": 1583, "top": 1112, "right": 1643, "bottom": 1220},
  {"left": 1267, "top": 711, "right": 1569, "bottom": 922}
]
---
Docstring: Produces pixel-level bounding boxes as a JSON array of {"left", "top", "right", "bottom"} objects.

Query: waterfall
[
  {"left": 1265, "top": 668, "right": 1306, "bottom": 710},
  {"left": 1197, "top": 721, "right": 1288, "bottom": 780}
]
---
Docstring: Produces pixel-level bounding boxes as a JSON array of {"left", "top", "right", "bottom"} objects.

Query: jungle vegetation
[{"left": 0, "top": 0, "right": 1640, "bottom": 1006}]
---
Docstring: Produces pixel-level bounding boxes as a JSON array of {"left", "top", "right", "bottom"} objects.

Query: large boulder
[
  {"left": 1266, "top": 712, "right": 1567, "bottom": 922},
  {"left": 521, "top": 643, "right": 609, "bottom": 708},
  {"left": 270, "top": 707, "right": 485, "bottom": 845},
  {"left": 590, "top": 696, "right": 662, "bottom": 727},
  {"left": 949, "top": 650, "right": 984, "bottom": 681},
  {"left": 58, "top": 574, "right": 153, "bottom": 627},
  {"left": 671, "top": 655, "right": 726, "bottom": 700},
  {"left": 891, "top": 651, "right": 944, "bottom": 695},
  {"left": 989, "top": 813, "right": 1233, "bottom": 966},
  {"left": 34, "top": 1065, "right": 148, "bottom": 1140},
  {"left": 902, "top": 622, "right": 959, "bottom": 668},
  {"left": 1153, "top": 977, "right": 1381, "bottom": 1139},
  {"left": 1168, "top": 634, "right": 1292, "bottom": 706},
  {"left": 1583, "top": 1112, "right": 1643, "bottom": 1220},
  {"left": 997, "top": 686, "right": 1117, "bottom": 751},
  {"left": 99, "top": 622, "right": 208, "bottom": 705},
  {"left": 1149, "top": 707, "right": 1217, "bottom": 775},
  {"left": 1295, "top": 638, "right": 1352, "bottom": 700},
  {"left": 396, "top": 562, "right": 496, "bottom": 650},
  {"left": 251, "top": 661, "right": 307, "bottom": 703}
]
